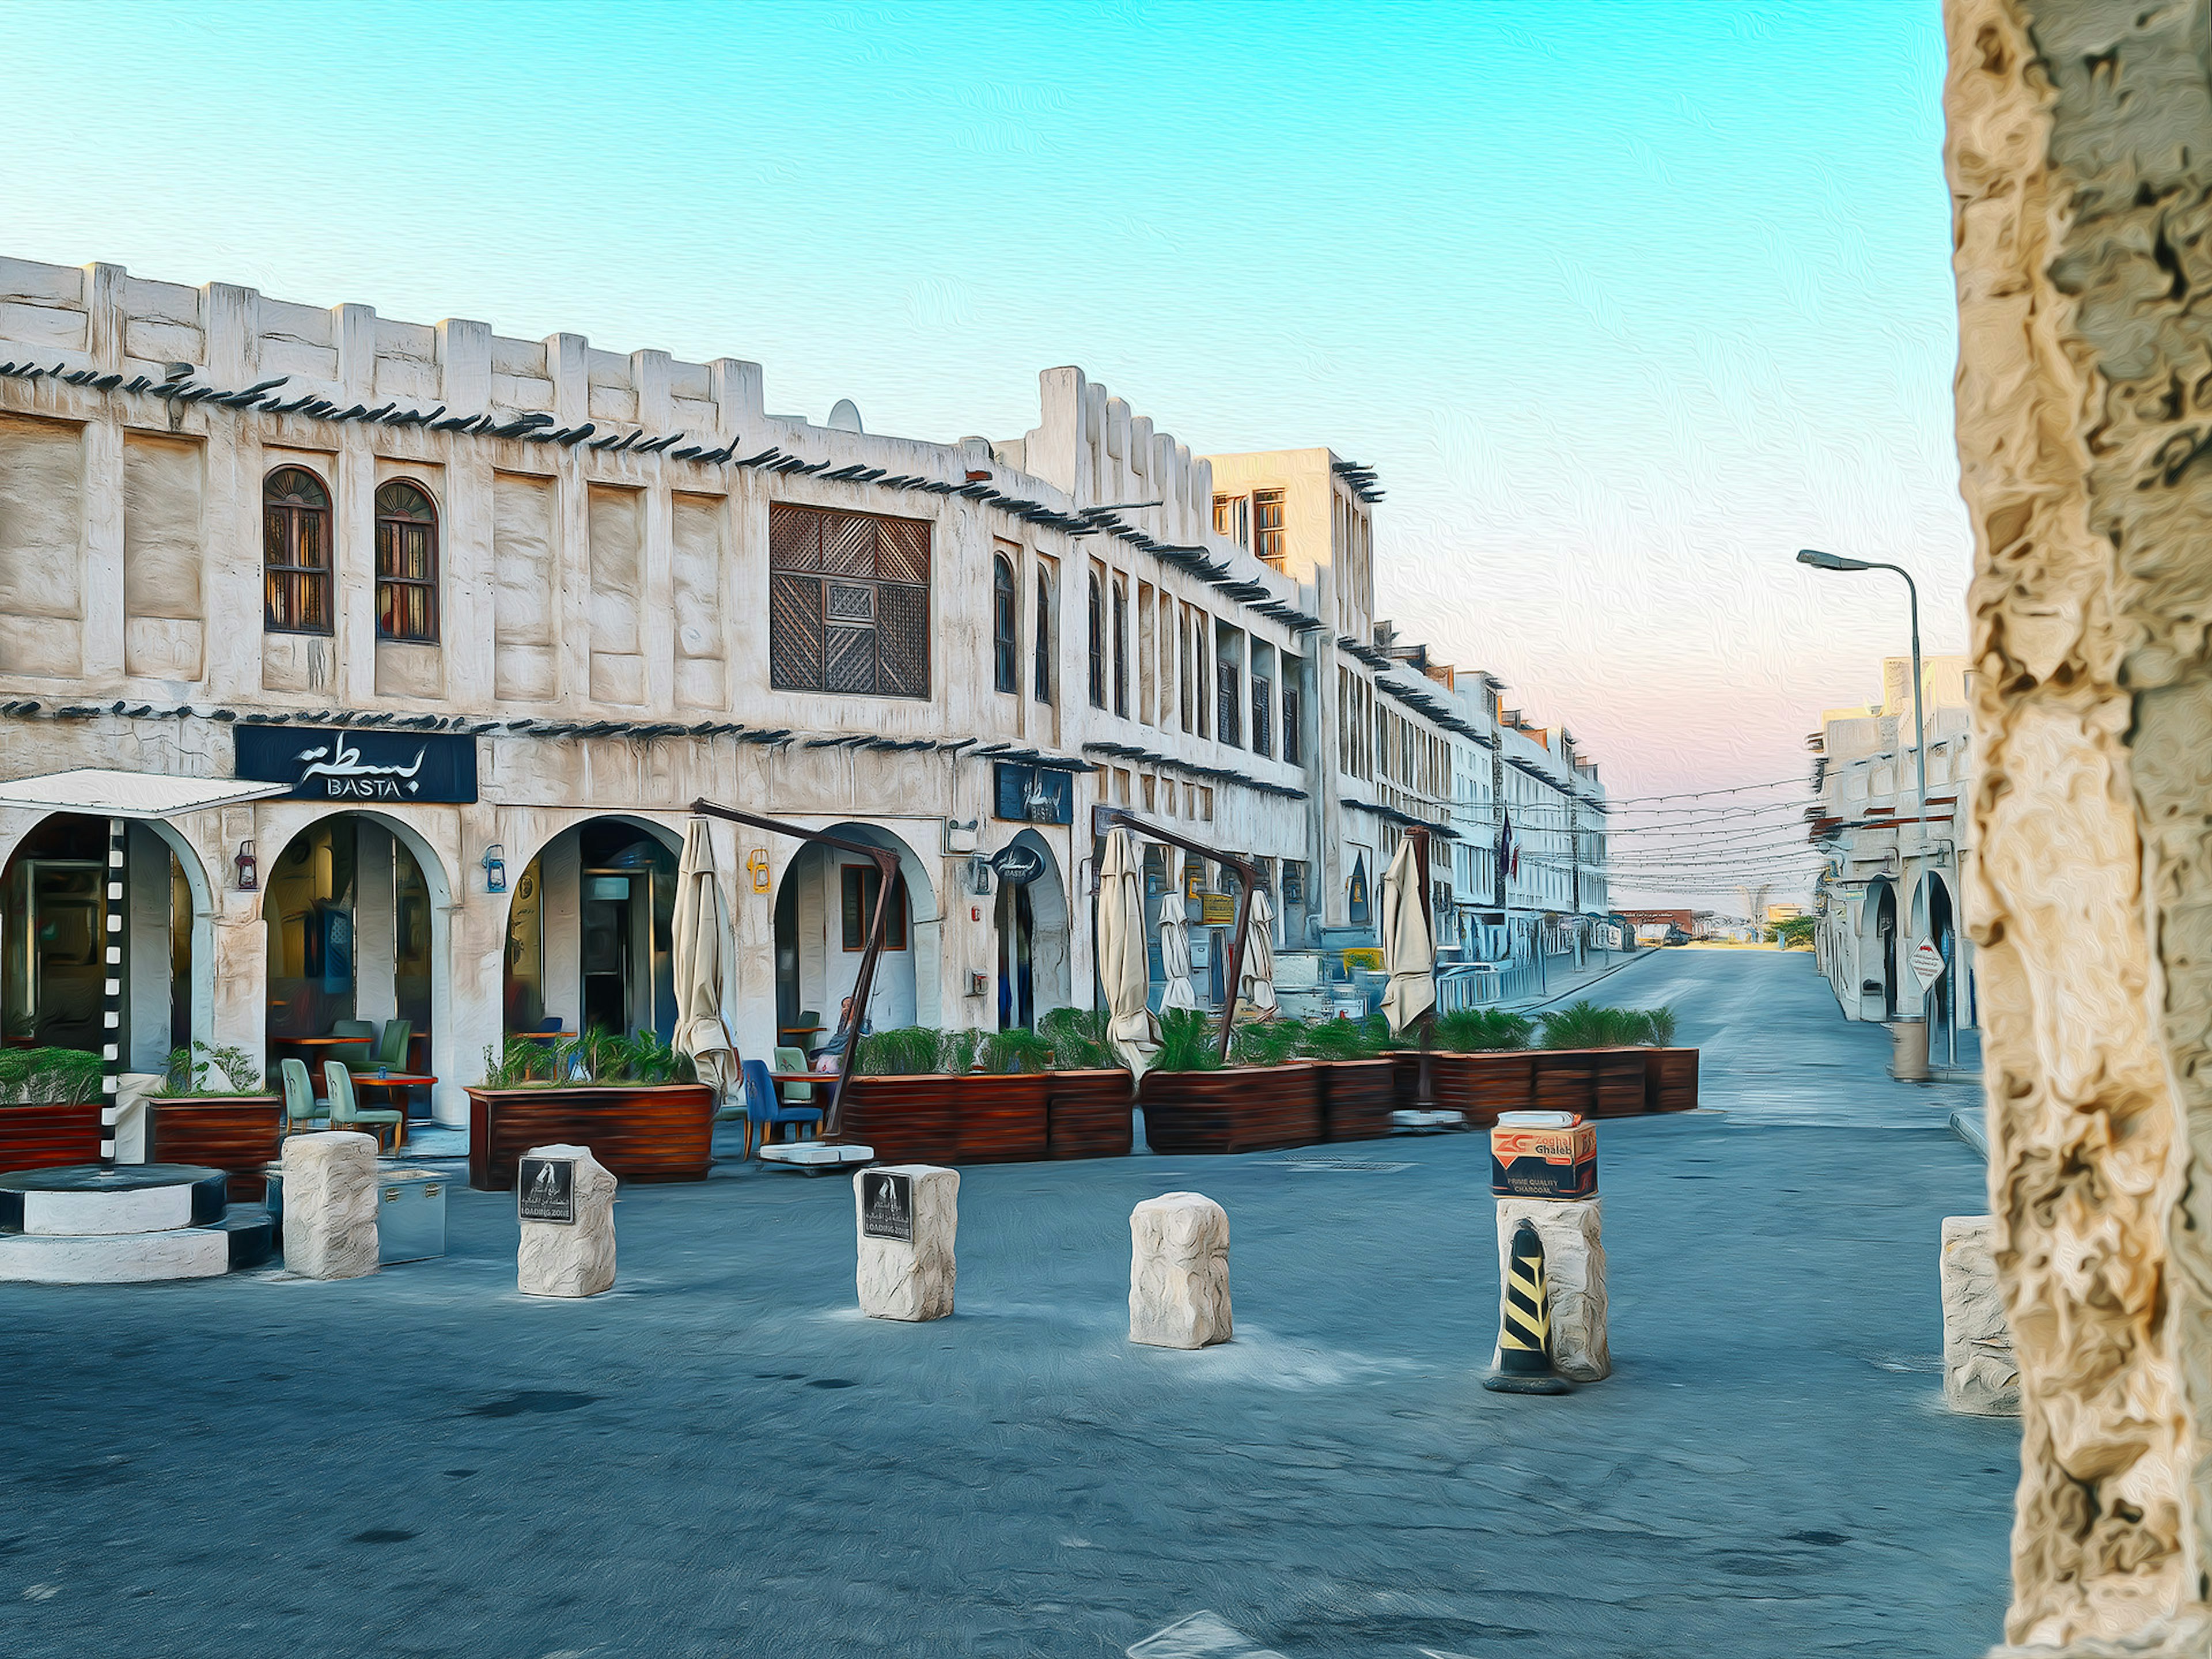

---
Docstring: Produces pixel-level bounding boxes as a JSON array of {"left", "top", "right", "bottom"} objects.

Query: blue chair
[{"left": 737, "top": 1057, "right": 823, "bottom": 1158}]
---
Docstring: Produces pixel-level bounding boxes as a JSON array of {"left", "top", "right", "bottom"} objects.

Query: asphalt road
[{"left": 1, "top": 949, "right": 2010, "bottom": 1658}]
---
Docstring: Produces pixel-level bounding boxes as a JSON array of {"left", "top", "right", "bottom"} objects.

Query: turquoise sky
[{"left": 9, "top": 1, "right": 1963, "bottom": 902}]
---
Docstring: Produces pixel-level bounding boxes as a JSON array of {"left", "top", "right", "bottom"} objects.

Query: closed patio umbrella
[
  {"left": 1380, "top": 839, "right": 1436, "bottom": 1037},
  {"left": 1238, "top": 889, "right": 1279, "bottom": 1018},
  {"left": 1157, "top": 893, "right": 1199, "bottom": 1014},
  {"left": 673, "top": 815, "right": 739, "bottom": 1104},
  {"left": 1099, "top": 827, "right": 1161, "bottom": 1084}
]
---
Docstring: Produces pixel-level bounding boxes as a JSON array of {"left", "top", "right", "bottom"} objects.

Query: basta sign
[
  {"left": 236, "top": 725, "right": 478, "bottom": 804},
  {"left": 988, "top": 843, "right": 1047, "bottom": 887}
]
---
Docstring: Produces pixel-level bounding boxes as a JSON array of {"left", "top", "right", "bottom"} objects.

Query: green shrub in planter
[
  {"left": 1300, "top": 1013, "right": 1393, "bottom": 1061},
  {"left": 1039, "top": 1007, "right": 1115, "bottom": 1070},
  {"left": 1156, "top": 1008, "right": 1223, "bottom": 1073},
  {"left": 158, "top": 1041, "right": 265, "bottom": 1096},
  {"left": 1432, "top": 1008, "right": 1536, "bottom": 1052},
  {"left": 855, "top": 1027, "right": 946, "bottom": 1077},
  {"left": 1229, "top": 1017, "right": 1308, "bottom": 1067},
  {"left": 0, "top": 1047, "right": 104, "bottom": 1105},
  {"left": 979, "top": 1028, "right": 1053, "bottom": 1074},
  {"left": 1539, "top": 1001, "right": 1675, "bottom": 1048}
]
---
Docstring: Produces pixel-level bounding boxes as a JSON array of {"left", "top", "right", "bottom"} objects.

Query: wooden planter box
[
  {"left": 839, "top": 1073, "right": 1051, "bottom": 1165},
  {"left": 1141, "top": 1063, "right": 1320, "bottom": 1155},
  {"left": 1646, "top": 1048, "right": 1700, "bottom": 1113},
  {"left": 466, "top": 1083, "right": 715, "bottom": 1191},
  {"left": 1532, "top": 1051, "right": 1596, "bottom": 1116},
  {"left": 1411, "top": 1051, "right": 1536, "bottom": 1127},
  {"left": 1046, "top": 1070, "right": 1132, "bottom": 1160},
  {"left": 1317, "top": 1059, "right": 1397, "bottom": 1143},
  {"left": 1592, "top": 1049, "right": 1652, "bottom": 1119},
  {"left": 0, "top": 1100, "right": 100, "bottom": 1173},
  {"left": 149, "top": 1093, "right": 282, "bottom": 1200}
]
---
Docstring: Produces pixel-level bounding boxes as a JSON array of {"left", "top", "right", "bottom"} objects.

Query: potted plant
[
  {"left": 1535, "top": 1002, "right": 1685, "bottom": 1119},
  {"left": 1141, "top": 1009, "right": 1321, "bottom": 1155},
  {"left": 1037, "top": 1008, "right": 1132, "bottom": 1160},
  {"left": 465, "top": 1028, "right": 707, "bottom": 1191},
  {"left": 1397, "top": 1008, "right": 1539, "bottom": 1127},
  {"left": 0, "top": 1047, "right": 103, "bottom": 1172},
  {"left": 149, "top": 1041, "right": 282, "bottom": 1200},
  {"left": 839, "top": 1026, "right": 1054, "bottom": 1165}
]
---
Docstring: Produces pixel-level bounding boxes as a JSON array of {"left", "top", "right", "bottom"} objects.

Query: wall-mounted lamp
[
  {"left": 482, "top": 844, "right": 507, "bottom": 894},
  {"left": 234, "top": 840, "right": 257, "bottom": 891},
  {"left": 746, "top": 849, "right": 771, "bottom": 893}
]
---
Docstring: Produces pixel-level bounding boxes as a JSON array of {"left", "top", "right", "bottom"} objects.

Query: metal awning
[{"left": 0, "top": 768, "right": 292, "bottom": 820}]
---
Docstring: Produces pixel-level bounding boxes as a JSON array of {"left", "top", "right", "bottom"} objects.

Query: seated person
[{"left": 812, "top": 997, "right": 872, "bottom": 1073}]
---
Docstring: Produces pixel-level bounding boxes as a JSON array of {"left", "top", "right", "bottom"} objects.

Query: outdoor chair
[
  {"left": 329, "top": 1019, "right": 377, "bottom": 1071},
  {"left": 279, "top": 1058, "right": 327, "bottom": 1136},
  {"left": 736, "top": 1057, "right": 823, "bottom": 1159},
  {"left": 324, "top": 1060, "right": 404, "bottom": 1152},
  {"left": 781, "top": 1009, "right": 823, "bottom": 1051},
  {"left": 774, "top": 1046, "right": 817, "bottom": 1107},
  {"left": 369, "top": 1022, "right": 414, "bottom": 1070}
]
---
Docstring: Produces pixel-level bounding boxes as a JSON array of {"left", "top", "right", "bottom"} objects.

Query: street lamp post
[{"left": 1797, "top": 548, "right": 1942, "bottom": 1062}]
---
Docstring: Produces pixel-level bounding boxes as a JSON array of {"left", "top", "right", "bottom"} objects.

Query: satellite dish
[{"left": 828, "top": 399, "right": 863, "bottom": 434}]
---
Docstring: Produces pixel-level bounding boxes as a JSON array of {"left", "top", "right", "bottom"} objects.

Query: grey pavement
[{"left": 1, "top": 951, "right": 2009, "bottom": 1658}]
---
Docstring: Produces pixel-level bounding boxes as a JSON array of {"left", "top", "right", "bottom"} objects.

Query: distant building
[{"left": 1806, "top": 656, "right": 1976, "bottom": 1048}]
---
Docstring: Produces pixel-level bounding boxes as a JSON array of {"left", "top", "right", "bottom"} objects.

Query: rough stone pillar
[
  {"left": 280, "top": 1131, "right": 378, "bottom": 1281},
  {"left": 1129, "top": 1192, "right": 1231, "bottom": 1349},
  {"left": 854, "top": 1164, "right": 957, "bottom": 1322},
  {"left": 1494, "top": 1196, "right": 1608, "bottom": 1382},
  {"left": 1944, "top": 3, "right": 2212, "bottom": 1649},
  {"left": 517, "top": 1143, "right": 616, "bottom": 1299}
]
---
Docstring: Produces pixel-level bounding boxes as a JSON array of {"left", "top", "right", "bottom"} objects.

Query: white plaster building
[
  {"left": 1808, "top": 656, "right": 1977, "bottom": 1048},
  {"left": 0, "top": 254, "right": 1613, "bottom": 1122}
]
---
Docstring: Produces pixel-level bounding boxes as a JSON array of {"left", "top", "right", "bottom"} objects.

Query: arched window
[
  {"left": 991, "top": 554, "right": 1018, "bottom": 694},
  {"left": 375, "top": 480, "right": 440, "bottom": 642},
  {"left": 263, "top": 467, "right": 332, "bottom": 635},
  {"left": 1033, "top": 566, "right": 1054, "bottom": 704},
  {"left": 1086, "top": 570, "right": 1106, "bottom": 709}
]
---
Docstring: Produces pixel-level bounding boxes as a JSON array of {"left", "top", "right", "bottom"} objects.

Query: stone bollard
[
  {"left": 1494, "top": 1196, "right": 1609, "bottom": 1382},
  {"left": 1940, "top": 1215, "right": 2020, "bottom": 1415},
  {"left": 855, "top": 1164, "right": 957, "bottom": 1321},
  {"left": 280, "top": 1130, "right": 380, "bottom": 1280},
  {"left": 1130, "top": 1192, "right": 1231, "bottom": 1349},
  {"left": 517, "top": 1144, "right": 617, "bottom": 1298}
]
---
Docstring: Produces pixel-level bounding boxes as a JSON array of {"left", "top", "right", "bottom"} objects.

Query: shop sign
[
  {"left": 236, "top": 725, "right": 478, "bottom": 804},
  {"left": 517, "top": 1157, "right": 575, "bottom": 1225},
  {"left": 861, "top": 1171, "right": 913, "bottom": 1242},
  {"left": 993, "top": 763, "right": 1072, "bottom": 825},
  {"left": 1200, "top": 893, "right": 1237, "bottom": 925},
  {"left": 990, "top": 843, "right": 1047, "bottom": 887}
]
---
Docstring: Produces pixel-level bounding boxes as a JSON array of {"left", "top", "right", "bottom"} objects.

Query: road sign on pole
[{"left": 1910, "top": 939, "right": 1945, "bottom": 991}]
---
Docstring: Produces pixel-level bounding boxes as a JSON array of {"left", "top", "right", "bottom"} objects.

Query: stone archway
[
  {"left": 258, "top": 808, "right": 454, "bottom": 1117},
  {"left": 0, "top": 812, "right": 215, "bottom": 1069},
  {"left": 502, "top": 815, "right": 684, "bottom": 1043},
  {"left": 772, "top": 821, "right": 941, "bottom": 1044},
  {"left": 994, "top": 828, "right": 1071, "bottom": 1030}
]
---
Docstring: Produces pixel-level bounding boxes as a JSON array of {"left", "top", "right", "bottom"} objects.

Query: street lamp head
[{"left": 1797, "top": 547, "right": 1873, "bottom": 573}]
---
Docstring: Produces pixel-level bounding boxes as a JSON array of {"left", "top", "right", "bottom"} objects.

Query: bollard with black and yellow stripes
[{"left": 1484, "top": 1219, "right": 1574, "bottom": 1395}]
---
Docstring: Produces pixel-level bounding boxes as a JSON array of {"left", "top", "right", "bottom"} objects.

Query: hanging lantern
[
  {"left": 234, "top": 840, "right": 257, "bottom": 891},
  {"left": 481, "top": 843, "right": 507, "bottom": 893}
]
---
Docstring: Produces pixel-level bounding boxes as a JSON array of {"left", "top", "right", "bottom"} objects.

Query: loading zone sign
[
  {"left": 518, "top": 1157, "right": 576, "bottom": 1224},
  {"left": 1910, "top": 939, "right": 1946, "bottom": 991},
  {"left": 861, "top": 1171, "right": 912, "bottom": 1242}
]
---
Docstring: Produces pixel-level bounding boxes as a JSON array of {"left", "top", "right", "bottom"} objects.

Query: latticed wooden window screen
[
  {"left": 768, "top": 503, "right": 930, "bottom": 698},
  {"left": 1217, "top": 658, "right": 1241, "bottom": 747},
  {"left": 1251, "top": 676, "right": 1272, "bottom": 757}
]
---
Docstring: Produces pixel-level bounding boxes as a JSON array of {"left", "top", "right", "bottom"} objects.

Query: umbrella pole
[{"left": 101, "top": 816, "right": 123, "bottom": 1172}]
